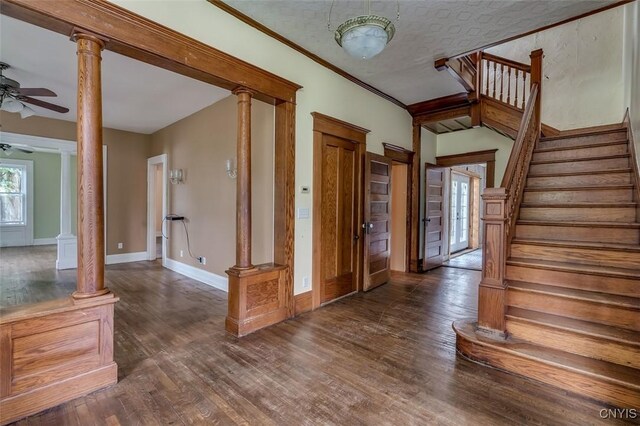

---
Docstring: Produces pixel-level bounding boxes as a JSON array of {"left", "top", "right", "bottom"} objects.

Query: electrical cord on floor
[{"left": 162, "top": 214, "right": 200, "bottom": 261}]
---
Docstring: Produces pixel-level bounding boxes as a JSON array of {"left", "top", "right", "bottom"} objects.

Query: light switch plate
[{"left": 300, "top": 186, "right": 310, "bottom": 194}]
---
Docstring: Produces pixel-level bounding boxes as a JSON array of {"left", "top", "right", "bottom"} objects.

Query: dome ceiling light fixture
[{"left": 329, "top": 0, "right": 399, "bottom": 60}]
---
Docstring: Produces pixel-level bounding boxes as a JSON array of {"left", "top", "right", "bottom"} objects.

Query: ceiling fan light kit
[
  {"left": 0, "top": 62, "right": 69, "bottom": 118},
  {"left": 330, "top": 0, "right": 398, "bottom": 60}
]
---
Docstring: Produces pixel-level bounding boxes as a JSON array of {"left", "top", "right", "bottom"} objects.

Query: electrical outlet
[
  {"left": 197, "top": 256, "right": 206, "bottom": 265},
  {"left": 302, "top": 276, "right": 310, "bottom": 289},
  {"left": 117, "top": 242, "right": 123, "bottom": 249},
  {"left": 180, "top": 250, "right": 184, "bottom": 258}
]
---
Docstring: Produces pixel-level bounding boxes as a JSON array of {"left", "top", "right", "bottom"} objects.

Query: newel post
[
  {"left": 72, "top": 32, "right": 109, "bottom": 299},
  {"left": 478, "top": 187, "right": 508, "bottom": 334},
  {"left": 529, "top": 49, "right": 543, "bottom": 131}
]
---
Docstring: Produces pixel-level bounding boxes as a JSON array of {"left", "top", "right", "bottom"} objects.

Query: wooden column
[
  {"left": 232, "top": 87, "right": 255, "bottom": 270},
  {"left": 478, "top": 188, "right": 508, "bottom": 334},
  {"left": 410, "top": 123, "right": 421, "bottom": 272},
  {"left": 73, "top": 32, "right": 108, "bottom": 299}
]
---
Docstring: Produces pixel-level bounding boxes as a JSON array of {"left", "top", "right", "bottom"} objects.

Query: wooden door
[
  {"left": 319, "top": 134, "right": 360, "bottom": 303},
  {"left": 423, "top": 164, "right": 446, "bottom": 271},
  {"left": 363, "top": 153, "right": 393, "bottom": 291}
]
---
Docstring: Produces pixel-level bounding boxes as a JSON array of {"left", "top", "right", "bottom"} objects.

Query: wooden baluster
[
  {"left": 500, "top": 64, "right": 506, "bottom": 103},
  {"left": 492, "top": 61, "right": 497, "bottom": 99},
  {"left": 514, "top": 69, "right": 519, "bottom": 108},
  {"left": 483, "top": 59, "right": 489, "bottom": 96},
  {"left": 522, "top": 73, "right": 528, "bottom": 109},
  {"left": 506, "top": 66, "right": 511, "bottom": 105}
]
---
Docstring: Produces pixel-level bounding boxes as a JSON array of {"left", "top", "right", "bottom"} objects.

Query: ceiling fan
[
  {"left": 0, "top": 142, "right": 34, "bottom": 154},
  {"left": 0, "top": 62, "right": 69, "bottom": 118}
]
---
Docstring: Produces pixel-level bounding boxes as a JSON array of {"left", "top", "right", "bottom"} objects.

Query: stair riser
[
  {"left": 523, "top": 189, "right": 633, "bottom": 203},
  {"left": 538, "top": 132, "right": 627, "bottom": 149},
  {"left": 519, "top": 207, "right": 636, "bottom": 222},
  {"left": 514, "top": 224, "right": 640, "bottom": 244},
  {"left": 527, "top": 172, "right": 632, "bottom": 187},
  {"left": 456, "top": 330, "right": 640, "bottom": 409},
  {"left": 506, "top": 264, "right": 639, "bottom": 297},
  {"left": 529, "top": 157, "right": 630, "bottom": 174},
  {"left": 511, "top": 243, "right": 640, "bottom": 270},
  {"left": 532, "top": 144, "right": 628, "bottom": 162},
  {"left": 506, "top": 319, "right": 640, "bottom": 369},
  {"left": 507, "top": 289, "right": 639, "bottom": 331}
]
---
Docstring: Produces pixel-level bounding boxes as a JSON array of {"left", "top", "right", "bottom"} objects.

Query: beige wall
[
  {"left": 111, "top": 1, "right": 413, "bottom": 295},
  {"left": 150, "top": 95, "right": 274, "bottom": 277},
  {"left": 0, "top": 111, "right": 151, "bottom": 254},
  {"left": 487, "top": 7, "right": 626, "bottom": 130}
]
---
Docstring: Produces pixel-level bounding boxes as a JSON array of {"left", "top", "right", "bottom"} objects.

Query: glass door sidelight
[{"left": 450, "top": 172, "right": 470, "bottom": 253}]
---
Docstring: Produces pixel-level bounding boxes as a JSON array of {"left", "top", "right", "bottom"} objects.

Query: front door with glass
[{"left": 450, "top": 172, "right": 470, "bottom": 254}]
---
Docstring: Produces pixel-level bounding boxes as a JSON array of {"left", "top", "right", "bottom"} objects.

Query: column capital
[
  {"left": 71, "top": 30, "right": 107, "bottom": 50},
  {"left": 232, "top": 86, "right": 256, "bottom": 97}
]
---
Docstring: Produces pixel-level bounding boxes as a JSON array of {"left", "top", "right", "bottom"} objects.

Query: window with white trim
[{"left": 0, "top": 163, "right": 27, "bottom": 226}]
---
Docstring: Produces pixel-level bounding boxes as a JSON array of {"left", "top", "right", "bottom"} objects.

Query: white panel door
[{"left": 450, "top": 172, "right": 470, "bottom": 253}]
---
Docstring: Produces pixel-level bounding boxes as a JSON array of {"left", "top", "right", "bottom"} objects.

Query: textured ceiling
[
  {"left": 223, "top": 0, "right": 619, "bottom": 105},
  {"left": 1, "top": 15, "right": 229, "bottom": 134}
]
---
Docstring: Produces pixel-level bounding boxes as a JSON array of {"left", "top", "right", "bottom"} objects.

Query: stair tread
[
  {"left": 512, "top": 238, "right": 640, "bottom": 252},
  {"left": 534, "top": 140, "right": 628, "bottom": 153},
  {"left": 455, "top": 320, "right": 640, "bottom": 389},
  {"left": 508, "top": 281, "right": 640, "bottom": 309},
  {"left": 528, "top": 168, "right": 633, "bottom": 178},
  {"left": 520, "top": 202, "right": 637, "bottom": 208},
  {"left": 506, "top": 307, "right": 640, "bottom": 346},
  {"left": 524, "top": 184, "right": 634, "bottom": 192},
  {"left": 507, "top": 257, "right": 640, "bottom": 279},
  {"left": 530, "top": 153, "right": 629, "bottom": 165},
  {"left": 516, "top": 220, "right": 640, "bottom": 228},
  {"left": 540, "top": 127, "right": 627, "bottom": 142}
]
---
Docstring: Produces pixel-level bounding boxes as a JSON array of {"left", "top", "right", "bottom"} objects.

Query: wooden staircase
[{"left": 451, "top": 49, "right": 640, "bottom": 408}]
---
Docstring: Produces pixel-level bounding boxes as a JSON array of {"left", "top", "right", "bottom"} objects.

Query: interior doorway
[
  {"left": 147, "top": 154, "right": 167, "bottom": 263},
  {"left": 390, "top": 162, "right": 408, "bottom": 271}
]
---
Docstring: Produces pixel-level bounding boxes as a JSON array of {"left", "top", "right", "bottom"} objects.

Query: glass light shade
[
  {"left": 1, "top": 98, "right": 23, "bottom": 113},
  {"left": 335, "top": 15, "right": 395, "bottom": 60},
  {"left": 19, "top": 105, "right": 35, "bottom": 118}
]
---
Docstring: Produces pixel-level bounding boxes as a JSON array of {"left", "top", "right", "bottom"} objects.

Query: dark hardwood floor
[{"left": 1, "top": 250, "right": 632, "bottom": 425}]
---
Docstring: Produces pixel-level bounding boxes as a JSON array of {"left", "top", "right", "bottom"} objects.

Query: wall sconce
[
  {"left": 169, "top": 168, "right": 183, "bottom": 184},
  {"left": 226, "top": 159, "right": 237, "bottom": 179}
]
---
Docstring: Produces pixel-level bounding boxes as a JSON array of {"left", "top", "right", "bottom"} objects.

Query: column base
[
  {"left": 225, "top": 263, "right": 289, "bottom": 337},
  {"left": 72, "top": 288, "right": 111, "bottom": 300}
]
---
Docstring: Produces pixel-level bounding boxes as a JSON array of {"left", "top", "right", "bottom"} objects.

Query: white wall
[
  {"left": 487, "top": 7, "right": 626, "bottom": 130},
  {"left": 623, "top": 1, "right": 640, "bottom": 172},
  {"left": 436, "top": 127, "right": 514, "bottom": 186},
  {"left": 112, "top": 1, "right": 413, "bottom": 295}
]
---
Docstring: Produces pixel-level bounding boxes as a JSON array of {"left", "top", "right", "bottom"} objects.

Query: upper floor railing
[{"left": 480, "top": 52, "right": 532, "bottom": 111}]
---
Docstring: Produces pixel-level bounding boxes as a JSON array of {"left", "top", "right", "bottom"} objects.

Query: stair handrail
[
  {"left": 477, "top": 49, "right": 542, "bottom": 335},
  {"left": 501, "top": 83, "right": 539, "bottom": 241}
]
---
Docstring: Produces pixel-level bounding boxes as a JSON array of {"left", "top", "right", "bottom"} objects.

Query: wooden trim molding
[
  {"left": 382, "top": 143, "right": 414, "bottom": 164},
  {"left": 207, "top": 0, "right": 406, "bottom": 109},
  {"left": 436, "top": 149, "right": 497, "bottom": 188},
  {"left": 1, "top": 0, "right": 302, "bottom": 104},
  {"left": 407, "top": 92, "right": 470, "bottom": 117},
  {"left": 410, "top": 125, "right": 422, "bottom": 272},
  {"left": 311, "top": 112, "right": 370, "bottom": 143}
]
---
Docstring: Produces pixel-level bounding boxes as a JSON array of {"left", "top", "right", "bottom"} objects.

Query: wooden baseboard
[{"left": 294, "top": 291, "right": 312, "bottom": 316}]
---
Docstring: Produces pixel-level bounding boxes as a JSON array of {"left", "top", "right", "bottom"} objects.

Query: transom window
[{"left": 0, "top": 163, "right": 27, "bottom": 226}]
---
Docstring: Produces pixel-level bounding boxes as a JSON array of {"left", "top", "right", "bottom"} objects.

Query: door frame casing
[
  {"left": 311, "top": 112, "right": 369, "bottom": 310},
  {"left": 146, "top": 154, "right": 167, "bottom": 263},
  {"left": 449, "top": 170, "right": 472, "bottom": 254}
]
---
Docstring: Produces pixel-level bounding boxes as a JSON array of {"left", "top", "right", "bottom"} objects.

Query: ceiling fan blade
[
  {"left": 20, "top": 96, "right": 69, "bottom": 113},
  {"left": 16, "top": 88, "right": 57, "bottom": 97}
]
